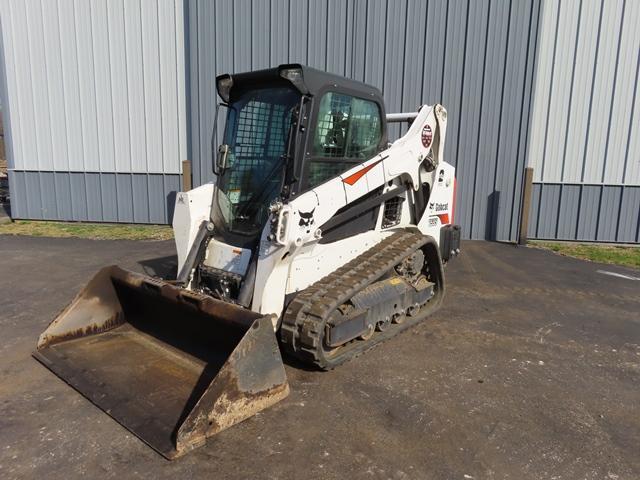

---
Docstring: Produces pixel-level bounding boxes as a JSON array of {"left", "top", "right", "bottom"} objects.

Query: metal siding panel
[
  {"left": 90, "top": 0, "right": 116, "bottom": 172},
  {"left": 25, "top": 0, "right": 54, "bottom": 170},
  {"left": 582, "top": 0, "right": 624, "bottom": 183},
  {"left": 54, "top": 173, "right": 73, "bottom": 220},
  {"left": 175, "top": 0, "right": 188, "bottom": 172},
  {"left": 383, "top": 0, "right": 407, "bottom": 140},
  {"left": 398, "top": 0, "right": 427, "bottom": 139},
  {"left": 124, "top": 0, "right": 148, "bottom": 173},
  {"left": 100, "top": 173, "right": 118, "bottom": 222},
  {"left": 234, "top": 0, "right": 252, "bottom": 72},
  {"left": 252, "top": 0, "right": 270, "bottom": 69},
  {"left": 623, "top": 47, "right": 640, "bottom": 185},
  {"left": 401, "top": 0, "right": 428, "bottom": 112},
  {"left": 164, "top": 174, "right": 181, "bottom": 224},
  {"left": 85, "top": 173, "right": 103, "bottom": 220},
  {"left": 364, "top": 0, "right": 386, "bottom": 89},
  {"left": 4, "top": 172, "right": 181, "bottom": 224},
  {"left": 23, "top": 171, "right": 42, "bottom": 218},
  {"left": 148, "top": 174, "right": 166, "bottom": 223},
  {"left": 421, "top": 0, "right": 447, "bottom": 104},
  {"left": 7, "top": 171, "right": 26, "bottom": 218},
  {"left": 603, "top": 1, "right": 640, "bottom": 184},
  {"left": 58, "top": 0, "right": 84, "bottom": 171},
  {"left": 141, "top": 0, "right": 164, "bottom": 173},
  {"left": 158, "top": 0, "right": 181, "bottom": 175},
  {"left": 351, "top": 0, "right": 367, "bottom": 81},
  {"left": 307, "top": 0, "right": 328, "bottom": 70},
  {"left": 270, "top": 0, "right": 289, "bottom": 66},
  {"left": 576, "top": 185, "right": 600, "bottom": 240},
  {"left": 10, "top": 0, "right": 39, "bottom": 170},
  {"left": 204, "top": 0, "right": 224, "bottom": 186},
  {"left": 495, "top": 0, "right": 534, "bottom": 240},
  {"left": 108, "top": 0, "right": 133, "bottom": 173},
  {"left": 326, "top": 0, "right": 348, "bottom": 76},
  {"left": 470, "top": 1, "right": 510, "bottom": 240},
  {"left": 0, "top": 0, "right": 22, "bottom": 169},
  {"left": 542, "top": 0, "right": 580, "bottom": 183},
  {"left": 189, "top": 0, "right": 205, "bottom": 186},
  {"left": 289, "top": 0, "right": 308, "bottom": 63},
  {"left": 455, "top": 0, "right": 489, "bottom": 240},
  {"left": 116, "top": 174, "right": 134, "bottom": 222},
  {"left": 38, "top": 172, "right": 58, "bottom": 220},
  {"left": 556, "top": 184, "right": 580, "bottom": 240},
  {"left": 511, "top": 0, "right": 542, "bottom": 240},
  {"left": 617, "top": 187, "right": 640, "bottom": 242},
  {"left": 528, "top": 183, "right": 542, "bottom": 238},
  {"left": 440, "top": 0, "right": 468, "bottom": 166},
  {"left": 69, "top": 173, "right": 88, "bottom": 221},
  {"left": 74, "top": 0, "right": 100, "bottom": 171},
  {"left": 536, "top": 183, "right": 560, "bottom": 239},
  {"left": 187, "top": 0, "right": 201, "bottom": 186},
  {"left": 215, "top": 0, "right": 233, "bottom": 73},
  {"left": 561, "top": 0, "right": 600, "bottom": 184},
  {"left": 132, "top": 174, "right": 150, "bottom": 223},
  {"left": 344, "top": 0, "right": 354, "bottom": 79},
  {"left": 596, "top": 186, "right": 622, "bottom": 242},
  {"left": 527, "top": 0, "right": 557, "bottom": 182},
  {"left": 41, "top": 0, "right": 69, "bottom": 171}
]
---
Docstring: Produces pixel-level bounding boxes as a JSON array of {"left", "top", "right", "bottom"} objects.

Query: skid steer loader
[{"left": 34, "top": 64, "right": 461, "bottom": 459}]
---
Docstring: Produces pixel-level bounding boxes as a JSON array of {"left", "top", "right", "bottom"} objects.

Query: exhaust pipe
[{"left": 34, "top": 266, "right": 289, "bottom": 459}]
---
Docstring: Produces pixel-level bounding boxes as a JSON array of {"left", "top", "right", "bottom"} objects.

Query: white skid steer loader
[{"left": 34, "top": 65, "right": 461, "bottom": 458}]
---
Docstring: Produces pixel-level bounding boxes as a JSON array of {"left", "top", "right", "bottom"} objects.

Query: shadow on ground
[{"left": 138, "top": 254, "right": 178, "bottom": 279}]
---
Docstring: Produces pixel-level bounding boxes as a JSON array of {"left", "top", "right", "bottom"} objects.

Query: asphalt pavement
[{"left": 0, "top": 235, "right": 638, "bottom": 479}]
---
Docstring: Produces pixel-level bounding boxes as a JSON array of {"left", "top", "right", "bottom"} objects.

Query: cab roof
[{"left": 217, "top": 63, "right": 384, "bottom": 103}]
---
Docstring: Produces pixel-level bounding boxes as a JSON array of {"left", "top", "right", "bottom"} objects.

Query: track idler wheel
[
  {"left": 406, "top": 303, "right": 420, "bottom": 317},
  {"left": 376, "top": 316, "right": 391, "bottom": 332},
  {"left": 359, "top": 323, "right": 375, "bottom": 340}
]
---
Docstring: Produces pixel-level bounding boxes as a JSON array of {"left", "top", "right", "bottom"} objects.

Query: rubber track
[{"left": 280, "top": 229, "right": 434, "bottom": 369}]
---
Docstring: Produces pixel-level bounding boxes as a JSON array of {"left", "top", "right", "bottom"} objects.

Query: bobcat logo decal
[{"left": 298, "top": 208, "right": 316, "bottom": 227}]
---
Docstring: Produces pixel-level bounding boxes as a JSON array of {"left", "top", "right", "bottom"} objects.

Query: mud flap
[{"left": 33, "top": 266, "right": 289, "bottom": 459}]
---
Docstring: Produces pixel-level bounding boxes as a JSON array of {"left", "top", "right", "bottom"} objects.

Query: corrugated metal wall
[
  {"left": 187, "top": 0, "right": 542, "bottom": 241},
  {"left": 527, "top": 0, "right": 640, "bottom": 243},
  {"left": 0, "top": 0, "right": 187, "bottom": 223}
]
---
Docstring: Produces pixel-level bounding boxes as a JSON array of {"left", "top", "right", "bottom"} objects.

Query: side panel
[
  {"left": 172, "top": 183, "right": 213, "bottom": 271},
  {"left": 285, "top": 230, "right": 391, "bottom": 295},
  {"left": 417, "top": 162, "right": 457, "bottom": 240}
]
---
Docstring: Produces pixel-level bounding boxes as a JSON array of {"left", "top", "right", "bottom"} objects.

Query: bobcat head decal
[{"left": 298, "top": 208, "right": 316, "bottom": 227}]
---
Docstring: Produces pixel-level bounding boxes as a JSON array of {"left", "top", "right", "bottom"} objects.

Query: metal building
[
  {"left": 0, "top": 0, "right": 638, "bottom": 243},
  {"left": 1, "top": 0, "right": 187, "bottom": 224},
  {"left": 527, "top": 0, "right": 640, "bottom": 243}
]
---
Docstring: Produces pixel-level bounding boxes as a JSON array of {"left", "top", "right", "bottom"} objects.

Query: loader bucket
[{"left": 33, "top": 266, "right": 289, "bottom": 459}]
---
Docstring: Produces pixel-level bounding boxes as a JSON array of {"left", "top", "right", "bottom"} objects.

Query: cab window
[{"left": 308, "top": 92, "right": 382, "bottom": 187}]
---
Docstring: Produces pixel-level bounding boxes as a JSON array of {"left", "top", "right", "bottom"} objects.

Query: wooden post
[
  {"left": 182, "top": 160, "right": 192, "bottom": 192},
  {"left": 518, "top": 167, "right": 534, "bottom": 245}
]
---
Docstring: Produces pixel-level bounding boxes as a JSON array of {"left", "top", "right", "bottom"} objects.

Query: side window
[{"left": 308, "top": 92, "right": 382, "bottom": 187}]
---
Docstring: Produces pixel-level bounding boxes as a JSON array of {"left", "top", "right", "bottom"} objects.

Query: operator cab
[{"left": 211, "top": 64, "right": 388, "bottom": 247}]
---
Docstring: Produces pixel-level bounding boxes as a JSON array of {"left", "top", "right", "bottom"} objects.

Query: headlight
[
  {"left": 216, "top": 75, "right": 233, "bottom": 102},
  {"left": 279, "top": 66, "right": 308, "bottom": 94}
]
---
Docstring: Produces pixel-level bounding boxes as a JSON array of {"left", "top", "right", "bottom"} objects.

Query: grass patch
[
  {"left": 532, "top": 241, "right": 640, "bottom": 269},
  {"left": 0, "top": 220, "right": 173, "bottom": 241}
]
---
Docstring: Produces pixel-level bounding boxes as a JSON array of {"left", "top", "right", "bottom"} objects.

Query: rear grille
[{"left": 382, "top": 196, "right": 404, "bottom": 228}]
